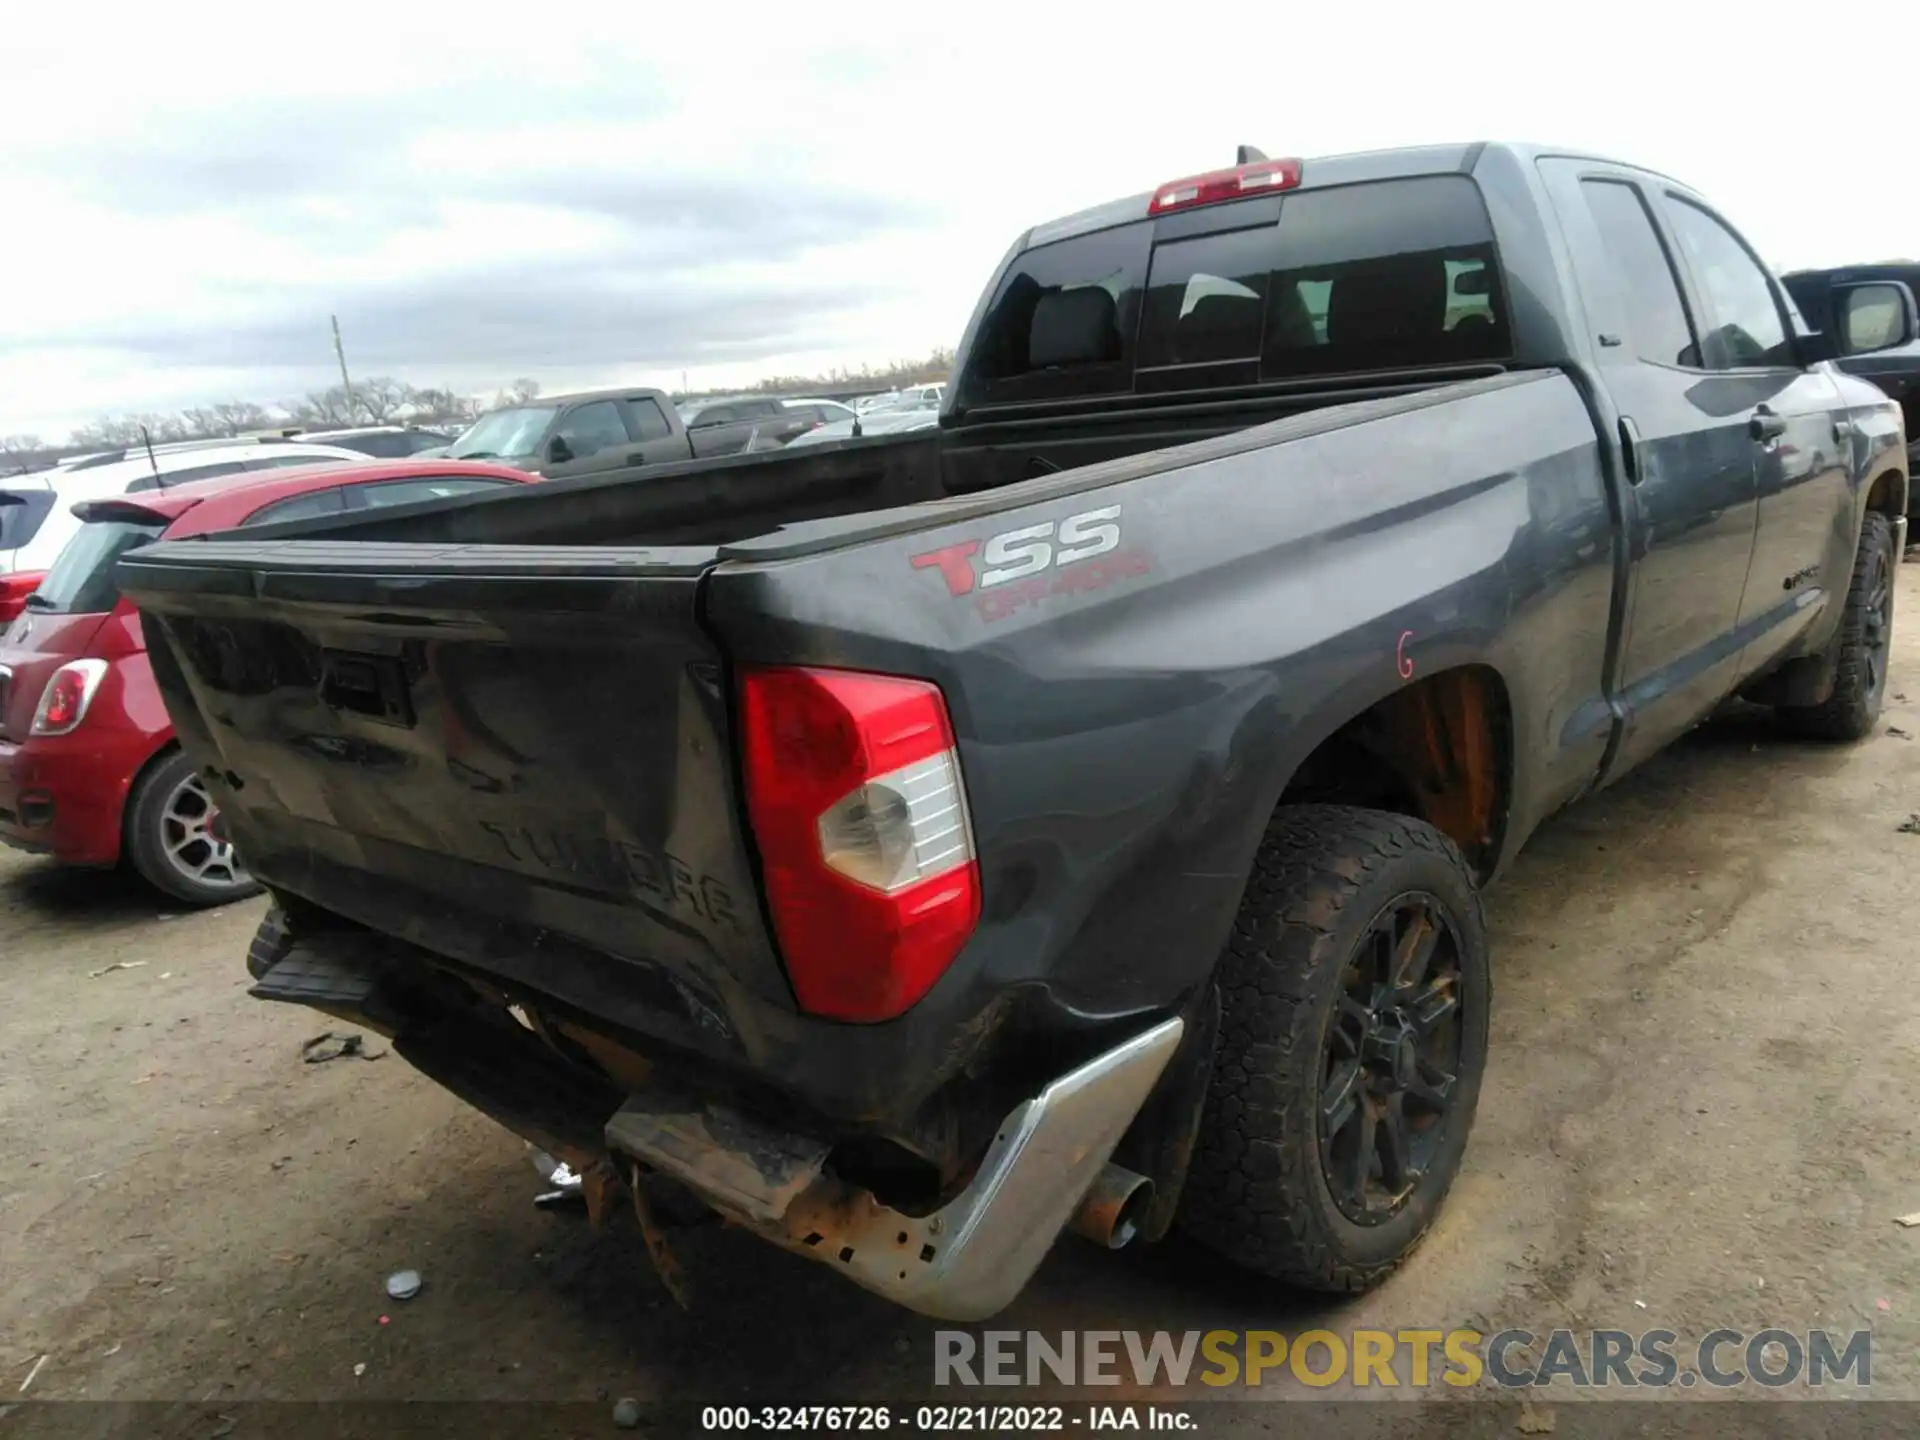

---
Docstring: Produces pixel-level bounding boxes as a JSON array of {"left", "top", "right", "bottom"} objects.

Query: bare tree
[
  {"left": 289, "top": 387, "right": 359, "bottom": 428},
  {"left": 408, "top": 387, "right": 478, "bottom": 426},
  {"left": 352, "top": 376, "right": 414, "bottom": 424},
  {"left": 211, "top": 401, "right": 272, "bottom": 436},
  {"left": 1, "top": 434, "right": 48, "bottom": 474}
]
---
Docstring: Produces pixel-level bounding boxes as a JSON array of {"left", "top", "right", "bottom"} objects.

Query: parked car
[
  {"left": 853, "top": 391, "right": 901, "bottom": 413},
  {"left": 122, "top": 141, "right": 1908, "bottom": 1320},
  {"left": 781, "top": 398, "right": 859, "bottom": 429},
  {"left": 785, "top": 408, "right": 940, "bottom": 446},
  {"left": 679, "top": 396, "right": 821, "bottom": 454},
  {"left": 0, "top": 459, "right": 536, "bottom": 904},
  {"left": 0, "top": 441, "right": 367, "bottom": 624},
  {"left": 296, "top": 425, "right": 456, "bottom": 459},
  {"left": 1781, "top": 263, "right": 1920, "bottom": 522},
  {"left": 446, "top": 388, "right": 700, "bottom": 474}
]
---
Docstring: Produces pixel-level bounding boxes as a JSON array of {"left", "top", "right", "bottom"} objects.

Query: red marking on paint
[
  {"left": 910, "top": 541, "right": 981, "bottom": 596},
  {"left": 1397, "top": 631, "right": 1415, "bottom": 679}
]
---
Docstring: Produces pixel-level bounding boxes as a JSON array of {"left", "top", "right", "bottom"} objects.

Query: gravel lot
[{"left": 6, "top": 569, "right": 1920, "bottom": 1433}]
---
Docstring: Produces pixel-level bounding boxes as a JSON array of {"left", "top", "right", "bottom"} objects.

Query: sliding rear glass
[{"left": 960, "top": 173, "right": 1511, "bottom": 407}]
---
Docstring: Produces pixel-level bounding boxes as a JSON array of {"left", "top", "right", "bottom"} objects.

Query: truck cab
[
  {"left": 445, "top": 387, "right": 694, "bottom": 478},
  {"left": 1781, "top": 263, "right": 1920, "bottom": 519}
]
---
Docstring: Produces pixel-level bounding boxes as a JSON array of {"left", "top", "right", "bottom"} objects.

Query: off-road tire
[
  {"left": 125, "top": 749, "right": 263, "bottom": 907},
  {"left": 1777, "top": 512, "right": 1894, "bottom": 742},
  {"left": 1176, "top": 805, "right": 1490, "bottom": 1293}
]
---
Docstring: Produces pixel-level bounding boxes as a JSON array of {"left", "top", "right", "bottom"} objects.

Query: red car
[{"left": 0, "top": 459, "right": 536, "bottom": 904}]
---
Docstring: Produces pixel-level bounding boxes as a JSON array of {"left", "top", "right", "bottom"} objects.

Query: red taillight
[
  {"left": 32, "top": 659, "right": 109, "bottom": 736},
  {"left": 1148, "top": 158, "right": 1303, "bottom": 216},
  {"left": 741, "top": 666, "right": 979, "bottom": 1023},
  {"left": 0, "top": 571, "right": 46, "bottom": 624}
]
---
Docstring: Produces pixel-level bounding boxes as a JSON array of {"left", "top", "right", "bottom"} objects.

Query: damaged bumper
[
  {"left": 604, "top": 1018, "right": 1185, "bottom": 1320},
  {"left": 245, "top": 913, "right": 1186, "bottom": 1320}
]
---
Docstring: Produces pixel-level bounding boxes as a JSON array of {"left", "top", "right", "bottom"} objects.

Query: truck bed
[{"left": 118, "top": 370, "right": 1566, "bottom": 1136}]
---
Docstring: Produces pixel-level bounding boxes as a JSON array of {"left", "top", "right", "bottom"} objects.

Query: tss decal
[{"left": 912, "top": 506, "right": 1143, "bottom": 621}]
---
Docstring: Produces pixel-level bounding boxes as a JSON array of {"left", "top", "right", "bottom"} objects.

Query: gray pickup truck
[
  {"left": 445, "top": 387, "right": 819, "bottom": 484},
  {"left": 122, "top": 141, "right": 1908, "bottom": 1321}
]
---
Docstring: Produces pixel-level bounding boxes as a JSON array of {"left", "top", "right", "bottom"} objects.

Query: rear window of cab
[{"left": 960, "top": 174, "right": 1510, "bottom": 407}]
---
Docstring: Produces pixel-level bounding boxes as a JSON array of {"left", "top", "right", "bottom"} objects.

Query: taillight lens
[
  {"left": 32, "top": 659, "right": 109, "bottom": 736},
  {"left": 741, "top": 666, "right": 979, "bottom": 1023},
  {"left": 0, "top": 571, "right": 46, "bottom": 625}
]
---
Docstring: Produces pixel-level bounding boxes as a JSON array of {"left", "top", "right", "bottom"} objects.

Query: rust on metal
[
  {"left": 630, "top": 1163, "right": 694, "bottom": 1310},
  {"left": 605, "top": 1093, "right": 828, "bottom": 1224},
  {"left": 578, "top": 1158, "right": 626, "bottom": 1229},
  {"left": 1067, "top": 1163, "right": 1152, "bottom": 1249},
  {"left": 1363, "top": 666, "right": 1505, "bottom": 871}
]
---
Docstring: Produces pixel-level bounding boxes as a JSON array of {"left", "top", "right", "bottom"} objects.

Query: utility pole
[{"left": 331, "top": 314, "right": 357, "bottom": 417}]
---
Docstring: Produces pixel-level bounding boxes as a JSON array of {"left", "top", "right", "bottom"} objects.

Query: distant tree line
[
  {"left": 3, "top": 346, "right": 957, "bottom": 476},
  {"left": 0, "top": 376, "right": 541, "bottom": 475}
]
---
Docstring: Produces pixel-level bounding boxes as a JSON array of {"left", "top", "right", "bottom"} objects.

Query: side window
[
  {"left": 126, "top": 460, "right": 246, "bottom": 493},
  {"left": 1661, "top": 197, "right": 1791, "bottom": 369},
  {"left": 1137, "top": 222, "right": 1273, "bottom": 370},
  {"left": 346, "top": 477, "right": 516, "bottom": 510},
  {"left": 405, "top": 432, "right": 450, "bottom": 454},
  {"left": 240, "top": 488, "right": 347, "bottom": 526},
  {"left": 358, "top": 433, "right": 413, "bottom": 458},
  {"left": 626, "top": 398, "right": 673, "bottom": 441},
  {"left": 690, "top": 405, "right": 733, "bottom": 427},
  {"left": 241, "top": 454, "right": 349, "bottom": 472},
  {"left": 1262, "top": 175, "right": 1512, "bottom": 378},
  {"left": 739, "top": 400, "right": 781, "bottom": 419},
  {"left": 1577, "top": 180, "right": 1699, "bottom": 368},
  {"left": 551, "top": 401, "right": 628, "bottom": 459}
]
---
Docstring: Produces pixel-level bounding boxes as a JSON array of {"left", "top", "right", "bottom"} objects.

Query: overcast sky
[{"left": 4, "top": 1, "right": 1915, "bottom": 440}]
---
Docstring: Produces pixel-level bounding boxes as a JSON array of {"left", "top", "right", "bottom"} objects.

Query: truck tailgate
[{"left": 118, "top": 539, "right": 792, "bottom": 1020}]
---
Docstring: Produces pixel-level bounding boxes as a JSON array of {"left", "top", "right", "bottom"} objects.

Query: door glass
[
  {"left": 552, "top": 401, "right": 628, "bottom": 459},
  {"left": 1577, "top": 180, "right": 1699, "bottom": 368},
  {"left": 626, "top": 398, "right": 673, "bottom": 440},
  {"left": 1662, "top": 198, "right": 1791, "bottom": 369}
]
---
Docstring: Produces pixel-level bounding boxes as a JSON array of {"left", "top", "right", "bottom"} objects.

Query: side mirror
[
  {"left": 1835, "top": 281, "right": 1917, "bottom": 356},
  {"left": 547, "top": 435, "right": 574, "bottom": 465}
]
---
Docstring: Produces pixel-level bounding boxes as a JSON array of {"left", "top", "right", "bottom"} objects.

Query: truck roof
[
  {"left": 1782, "top": 261, "right": 1920, "bottom": 287},
  {"left": 1022, "top": 141, "right": 1694, "bottom": 250},
  {"left": 500, "top": 385, "right": 671, "bottom": 408}
]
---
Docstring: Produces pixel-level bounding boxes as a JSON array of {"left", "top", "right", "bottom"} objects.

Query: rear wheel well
[
  {"left": 1276, "top": 665, "right": 1511, "bottom": 879},
  {"left": 120, "top": 740, "right": 182, "bottom": 851},
  {"left": 1864, "top": 469, "right": 1907, "bottom": 522}
]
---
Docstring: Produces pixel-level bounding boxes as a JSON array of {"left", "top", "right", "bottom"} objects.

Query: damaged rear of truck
[{"left": 117, "top": 141, "right": 1906, "bottom": 1318}]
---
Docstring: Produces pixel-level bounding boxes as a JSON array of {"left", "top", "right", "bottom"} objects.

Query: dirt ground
[{"left": 7, "top": 571, "right": 1920, "bottom": 1433}]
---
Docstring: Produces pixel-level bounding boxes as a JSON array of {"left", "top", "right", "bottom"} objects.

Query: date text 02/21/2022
[{"left": 698, "top": 1404, "right": 1196, "bottom": 1431}]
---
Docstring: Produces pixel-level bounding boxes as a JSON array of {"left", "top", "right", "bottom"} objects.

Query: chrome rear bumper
[{"left": 606, "top": 1017, "right": 1184, "bottom": 1320}]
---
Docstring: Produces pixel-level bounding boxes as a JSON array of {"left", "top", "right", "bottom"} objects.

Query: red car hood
[{"left": 0, "top": 607, "right": 113, "bottom": 741}]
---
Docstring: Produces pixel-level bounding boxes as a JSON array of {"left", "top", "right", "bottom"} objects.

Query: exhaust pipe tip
[{"left": 1069, "top": 1163, "right": 1154, "bottom": 1250}]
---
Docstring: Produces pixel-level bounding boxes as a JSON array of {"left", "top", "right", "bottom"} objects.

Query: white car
[
  {"left": 785, "top": 409, "right": 940, "bottom": 447},
  {"left": 1, "top": 441, "right": 365, "bottom": 620}
]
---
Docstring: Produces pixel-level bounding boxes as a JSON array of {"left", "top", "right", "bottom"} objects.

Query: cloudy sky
[{"left": 3, "top": 1, "right": 1915, "bottom": 441}]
